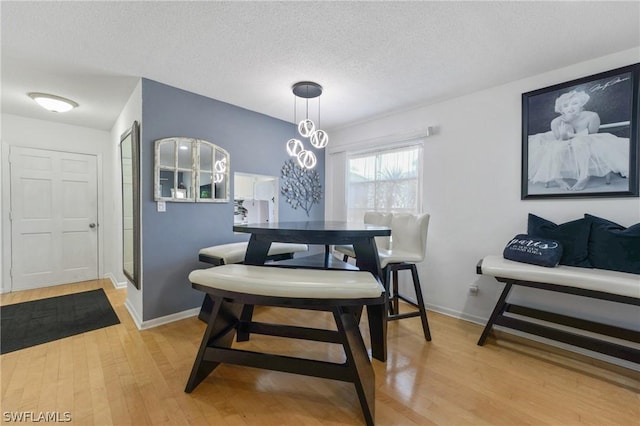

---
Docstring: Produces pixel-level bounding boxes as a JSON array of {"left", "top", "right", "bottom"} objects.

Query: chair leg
[
  {"left": 392, "top": 268, "right": 399, "bottom": 315},
  {"left": 382, "top": 267, "right": 394, "bottom": 315},
  {"left": 185, "top": 296, "right": 244, "bottom": 392},
  {"left": 334, "top": 307, "right": 375, "bottom": 426},
  {"left": 410, "top": 265, "right": 431, "bottom": 341}
]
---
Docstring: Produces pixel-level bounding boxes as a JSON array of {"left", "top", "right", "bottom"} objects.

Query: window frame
[{"left": 345, "top": 140, "right": 424, "bottom": 222}]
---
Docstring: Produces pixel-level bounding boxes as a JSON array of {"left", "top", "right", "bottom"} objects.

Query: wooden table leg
[
  {"left": 353, "top": 237, "right": 387, "bottom": 362},
  {"left": 237, "top": 235, "right": 272, "bottom": 341}
]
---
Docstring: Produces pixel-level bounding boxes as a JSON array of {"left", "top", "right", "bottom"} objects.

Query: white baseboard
[
  {"left": 104, "top": 272, "right": 127, "bottom": 289},
  {"left": 123, "top": 301, "right": 200, "bottom": 331},
  {"left": 124, "top": 299, "right": 143, "bottom": 329},
  {"left": 425, "top": 302, "right": 486, "bottom": 326},
  {"left": 138, "top": 307, "right": 200, "bottom": 330}
]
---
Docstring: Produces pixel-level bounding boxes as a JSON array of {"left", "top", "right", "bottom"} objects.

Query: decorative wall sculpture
[{"left": 280, "top": 159, "right": 322, "bottom": 216}]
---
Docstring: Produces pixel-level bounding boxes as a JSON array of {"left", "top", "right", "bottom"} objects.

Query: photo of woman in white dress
[
  {"left": 528, "top": 90, "right": 629, "bottom": 191},
  {"left": 523, "top": 66, "right": 637, "bottom": 197}
]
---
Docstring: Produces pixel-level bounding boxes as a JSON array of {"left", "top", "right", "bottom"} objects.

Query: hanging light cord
[
  {"left": 305, "top": 84, "right": 309, "bottom": 121},
  {"left": 293, "top": 95, "right": 297, "bottom": 137}
]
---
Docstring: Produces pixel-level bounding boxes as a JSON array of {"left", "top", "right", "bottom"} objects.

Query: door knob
[{"left": 89, "top": 223, "right": 97, "bottom": 228}]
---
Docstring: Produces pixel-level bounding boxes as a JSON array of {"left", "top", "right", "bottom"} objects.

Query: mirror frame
[
  {"left": 154, "top": 138, "right": 196, "bottom": 202},
  {"left": 154, "top": 137, "right": 230, "bottom": 203},
  {"left": 120, "top": 121, "right": 141, "bottom": 289},
  {"left": 198, "top": 142, "right": 230, "bottom": 203}
]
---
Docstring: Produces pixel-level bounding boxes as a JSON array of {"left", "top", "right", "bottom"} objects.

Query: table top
[{"left": 233, "top": 220, "right": 390, "bottom": 237}]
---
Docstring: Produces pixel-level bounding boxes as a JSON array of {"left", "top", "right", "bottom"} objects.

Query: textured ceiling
[{"left": 2, "top": 1, "right": 639, "bottom": 131}]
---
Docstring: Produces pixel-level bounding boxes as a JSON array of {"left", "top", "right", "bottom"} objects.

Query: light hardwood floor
[{"left": 1, "top": 279, "right": 638, "bottom": 425}]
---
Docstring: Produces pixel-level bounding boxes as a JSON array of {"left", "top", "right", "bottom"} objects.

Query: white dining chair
[
  {"left": 334, "top": 211, "right": 392, "bottom": 261},
  {"left": 378, "top": 212, "right": 431, "bottom": 341}
]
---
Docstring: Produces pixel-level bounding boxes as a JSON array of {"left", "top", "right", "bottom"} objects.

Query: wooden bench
[
  {"left": 477, "top": 255, "right": 640, "bottom": 364},
  {"left": 186, "top": 264, "right": 386, "bottom": 426}
]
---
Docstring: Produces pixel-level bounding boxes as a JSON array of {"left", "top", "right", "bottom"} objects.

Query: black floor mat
[{"left": 1, "top": 288, "right": 120, "bottom": 354}]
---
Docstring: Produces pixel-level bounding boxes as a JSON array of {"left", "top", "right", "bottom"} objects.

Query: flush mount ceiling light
[
  {"left": 285, "top": 81, "right": 329, "bottom": 169},
  {"left": 28, "top": 92, "right": 78, "bottom": 113}
]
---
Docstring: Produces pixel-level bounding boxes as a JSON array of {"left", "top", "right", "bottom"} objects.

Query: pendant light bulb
[
  {"left": 310, "top": 129, "right": 329, "bottom": 149},
  {"left": 286, "top": 138, "right": 304, "bottom": 157},
  {"left": 297, "top": 150, "right": 317, "bottom": 169},
  {"left": 298, "top": 119, "right": 315, "bottom": 138}
]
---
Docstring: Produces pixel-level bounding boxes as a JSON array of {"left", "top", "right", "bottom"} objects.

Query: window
[{"left": 346, "top": 143, "right": 423, "bottom": 222}]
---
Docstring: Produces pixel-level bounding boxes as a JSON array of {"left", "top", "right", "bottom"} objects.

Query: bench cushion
[
  {"left": 479, "top": 255, "right": 639, "bottom": 299},
  {"left": 334, "top": 244, "right": 356, "bottom": 258},
  {"left": 199, "top": 242, "right": 308, "bottom": 264},
  {"left": 189, "top": 264, "right": 383, "bottom": 299}
]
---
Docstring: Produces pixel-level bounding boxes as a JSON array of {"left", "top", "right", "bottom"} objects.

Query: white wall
[
  {"left": 326, "top": 48, "right": 640, "bottom": 363},
  {"left": 110, "top": 80, "right": 143, "bottom": 324},
  {"left": 1, "top": 114, "right": 113, "bottom": 292}
]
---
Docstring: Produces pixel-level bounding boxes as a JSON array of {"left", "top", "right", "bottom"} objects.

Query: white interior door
[{"left": 10, "top": 147, "right": 98, "bottom": 291}]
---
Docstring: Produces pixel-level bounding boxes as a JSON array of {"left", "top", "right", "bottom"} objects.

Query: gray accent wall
[{"left": 141, "top": 79, "right": 325, "bottom": 320}]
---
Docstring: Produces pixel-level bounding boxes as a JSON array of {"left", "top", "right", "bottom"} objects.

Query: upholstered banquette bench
[
  {"left": 186, "top": 264, "right": 386, "bottom": 426},
  {"left": 477, "top": 255, "right": 640, "bottom": 363},
  {"left": 197, "top": 242, "right": 308, "bottom": 322},
  {"left": 198, "top": 241, "right": 308, "bottom": 266}
]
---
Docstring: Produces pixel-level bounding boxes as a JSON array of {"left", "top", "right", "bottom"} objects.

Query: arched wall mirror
[
  {"left": 154, "top": 137, "right": 229, "bottom": 202},
  {"left": 120, "top": 121, "right": 141, "bottom": 289}
]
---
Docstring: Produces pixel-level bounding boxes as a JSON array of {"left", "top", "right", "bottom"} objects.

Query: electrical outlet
[{"left": 157, "top": 201, "right": 166, "bottom": 212}]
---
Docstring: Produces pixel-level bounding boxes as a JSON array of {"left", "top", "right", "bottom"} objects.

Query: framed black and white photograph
[{"left": 521, "top": 63, "right": 639, "bottom": 199}]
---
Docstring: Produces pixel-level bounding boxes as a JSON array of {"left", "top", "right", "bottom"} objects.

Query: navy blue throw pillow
[
  {"left": 585, "top": 214, "right": 640, "bottom": 275},
  {"left": 503, "top": 234, "right": 563, "bottom": 267},
  {"left": 527, "top": 214, "right": 592, "bottom": 267}
]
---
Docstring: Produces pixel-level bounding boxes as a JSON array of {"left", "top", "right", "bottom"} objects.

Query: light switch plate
[{"left": 157, "top": 201, "right": 166, "bottom": 212}]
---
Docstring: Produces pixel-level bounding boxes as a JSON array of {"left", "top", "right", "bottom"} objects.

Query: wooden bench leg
[
  {"left": 477, "top": 282, "right": 513, "bottom": 346},
  {"left": 236, "top": 304, "right": 254, "bottom": 342},
  {"left": 334, "top": 307, "right": 376, "bottom": 426},
  {"left": 185, "top": 297, "right": 244, "bottom": 392},
  {"left": 198, "top": 294, "right": 214, "bottom": 323}
]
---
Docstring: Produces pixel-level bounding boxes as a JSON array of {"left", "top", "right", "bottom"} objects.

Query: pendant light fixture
[{"left": 286, "top": 81, "right": 329, "bottom": 169}]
